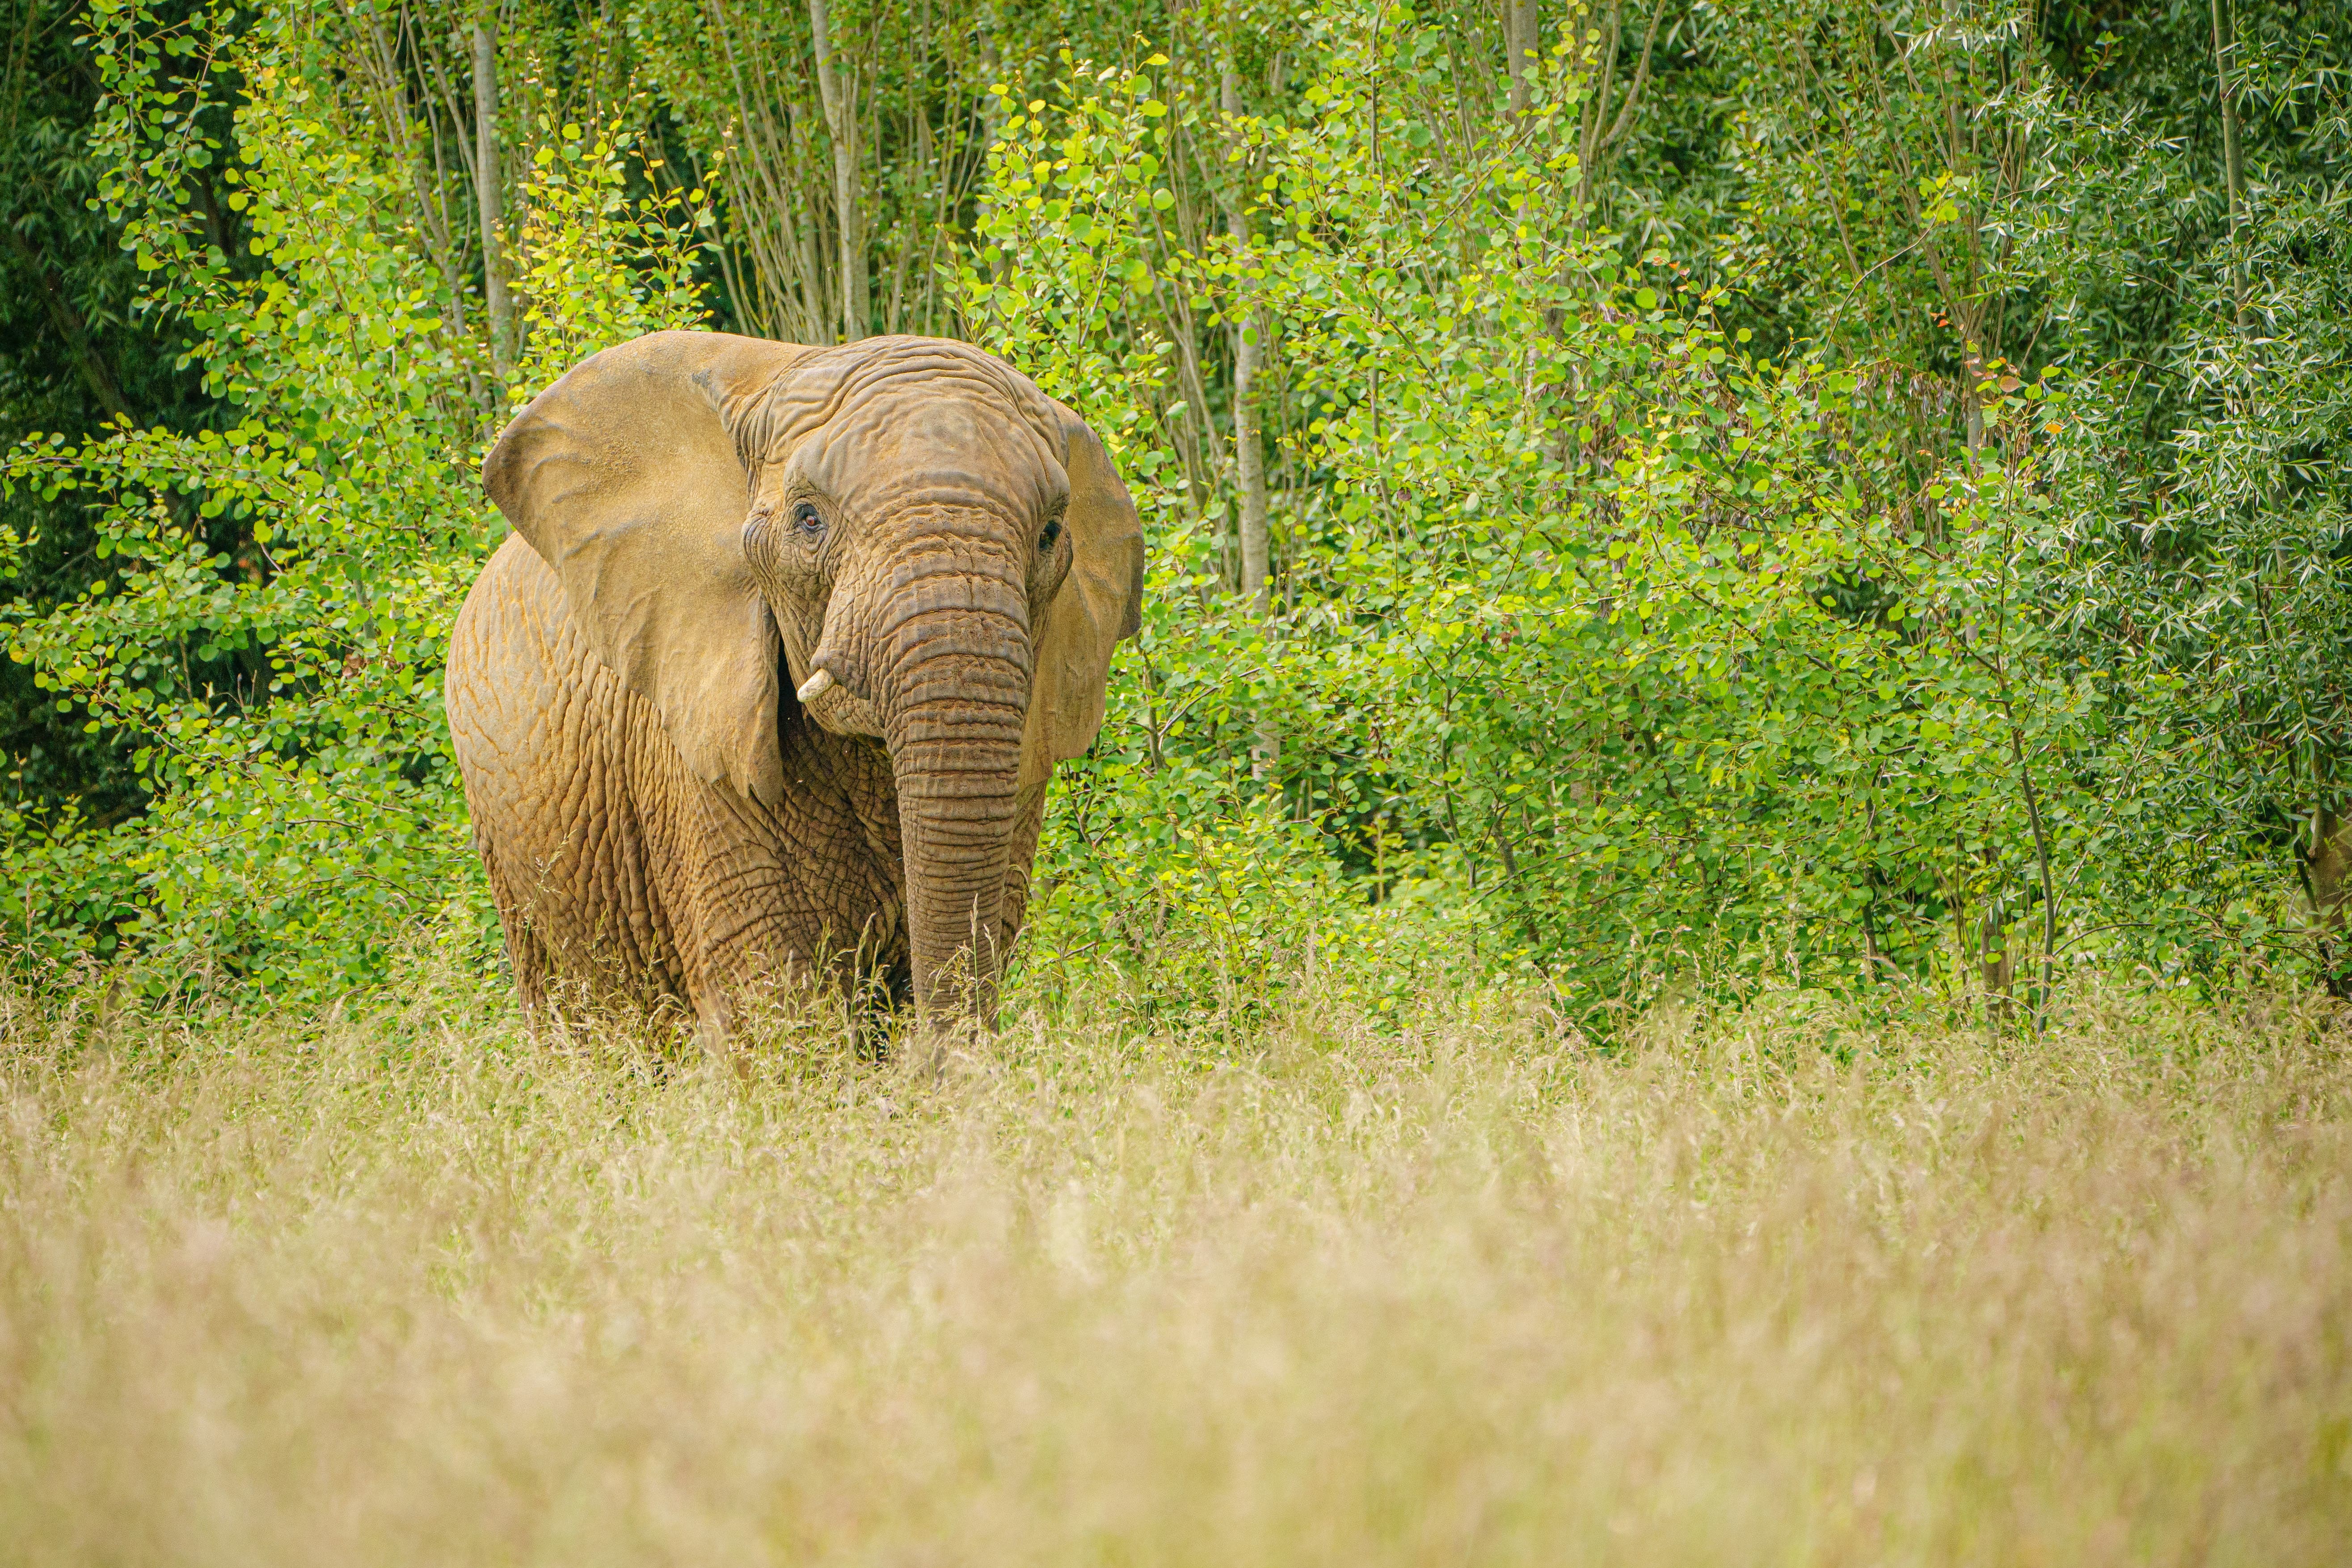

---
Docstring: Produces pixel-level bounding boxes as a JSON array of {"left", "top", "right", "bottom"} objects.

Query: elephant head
[{"left": 481, "top": 331, "right": 1143, "bottom": 1030}]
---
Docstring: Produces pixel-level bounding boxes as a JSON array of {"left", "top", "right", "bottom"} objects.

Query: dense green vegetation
[{"left": 1, "top": 0, "right": 2346, "bottom": 1025}]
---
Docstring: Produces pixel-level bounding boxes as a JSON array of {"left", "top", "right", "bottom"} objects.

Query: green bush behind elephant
[{"left": 444, "top": 332, "right": 1144, "bottom": 1041}]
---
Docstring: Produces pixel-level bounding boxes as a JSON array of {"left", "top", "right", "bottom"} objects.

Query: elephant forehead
[{"left": 797, "top": 387, "right": 1066, "bottom": 518}]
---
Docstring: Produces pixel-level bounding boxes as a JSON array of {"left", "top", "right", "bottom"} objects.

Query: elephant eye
[
  {"left": 792, "top": 502, "right": 824, "bottom": 535},
  {"left": 1038, "top": 516, "right": 1062, "bottom": 552}
]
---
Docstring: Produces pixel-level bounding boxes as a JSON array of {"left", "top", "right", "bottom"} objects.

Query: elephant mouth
[
  {"left": 803, "top": 681, "right": 884, "bottom": 737},
  {"left": 785, "top": 644, "right": 884, "bottom": 738}
]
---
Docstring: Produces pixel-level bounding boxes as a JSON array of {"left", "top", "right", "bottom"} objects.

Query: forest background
[{"left": 0, "top": 0, "right": 2344, "bottom": 1032}]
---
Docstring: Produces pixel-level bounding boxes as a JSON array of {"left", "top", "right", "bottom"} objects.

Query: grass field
[{"left": 3, "top": 970, "right": 2348, "bottom": 1564}]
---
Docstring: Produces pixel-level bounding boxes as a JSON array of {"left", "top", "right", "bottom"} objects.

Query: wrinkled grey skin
[{"left": 444, "top": 332, "right": 1143, "bottom": 1040}]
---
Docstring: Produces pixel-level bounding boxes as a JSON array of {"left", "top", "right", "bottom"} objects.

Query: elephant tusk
[{"left": 797, "top": 668, "right": 836, "bottom": 703}]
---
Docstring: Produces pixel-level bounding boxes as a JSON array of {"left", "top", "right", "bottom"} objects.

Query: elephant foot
[
  {"left": 900, "top": 1030, "right": 948, "bottom": 1081},
  {"left": 690, "top": 1006, "right": 759, "bottom": 1081},
  {"left": 901, "top": 1013, "right": 994, "bottom": 1083}
]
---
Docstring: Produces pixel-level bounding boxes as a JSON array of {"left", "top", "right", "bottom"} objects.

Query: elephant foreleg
[{"left": 470, "top": 821, "right": 554, "bottom": 1029}]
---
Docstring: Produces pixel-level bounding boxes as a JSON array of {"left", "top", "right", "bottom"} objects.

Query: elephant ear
[
  {"left": 482, "top": 330, "right": 813, "bottom": 807},
  {"left": 1022, "top": 405, "right": 1146, "bottom": 788}
]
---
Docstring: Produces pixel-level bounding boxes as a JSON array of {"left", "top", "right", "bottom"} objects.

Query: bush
[{"left": 1, "top": 0, "right": 712, "bottom": 995}]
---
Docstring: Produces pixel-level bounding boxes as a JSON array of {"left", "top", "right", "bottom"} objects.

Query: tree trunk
[
  {"left": 2211, "top": 0, "right": 2251, "bottom": 330},
  {"left": 1981, "top": 914, "right": 2015, "bottom": 1023},
  {"left": 810, "top": 0, "right": 868, "bottom": 341},
  {"left": 1219, "top": 65, "right": 1269, "bottom": 617},
  {"left": 358, "top": 15, "right": 486, "bottom": 412},
  {"left": 1233, "top": 316, "right": 1268, "bottom": 613},
  {"left": 788, "top": 101, "right": 832, "bottom": 339},
  {"left": 1574, "top": 4, "right": 1659, "bottom": 211},
  {"left": 1220, "top": 61, "right": 1277, "bottom": 773},
  {"left": 1963, "top": 345, "right": 1986, "bottom": 452},
  {"left": 2310, "top": 805, "right": 2350, "bottom": 998},
  {"left": 472, "top": 21, "right": 515, "bottom": 387},
  {"left": 705, "top": 0, "right": 825, "bottom": 341},
  {"left": 1505, "top": 0, "right": 1538, "bottom": 115}
]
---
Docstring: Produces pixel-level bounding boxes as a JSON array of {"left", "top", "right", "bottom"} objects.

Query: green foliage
[
  {"left": 967, "top": 16, "right": 2157, "bottom": 1026},
  {"left": 0, "top": 0, "right": 711, "bottom": 991},
  {"left": 510, "top": 110, "right": 716, "bottom": 393},
  {"left": 2036, "top": 21, "right": 2352, "bottom": 983},
  {"left": 0, "top": 0, "right": 215, "bottom": 824},
  {"left": 0, "top": 0, "right": 2344, "bottom": 1025}
]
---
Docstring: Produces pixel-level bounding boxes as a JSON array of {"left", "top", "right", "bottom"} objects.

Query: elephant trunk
[{"left": 883, "top": 565, "right": 1032, "bottom": 1034}]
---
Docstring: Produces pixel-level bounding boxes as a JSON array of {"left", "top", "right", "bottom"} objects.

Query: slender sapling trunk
[
  {"left": 810, "top": 0, "right": 868, "bottom": 341},
  {"left": 472, "top": 21, "right": 514, "bottom": 388}
]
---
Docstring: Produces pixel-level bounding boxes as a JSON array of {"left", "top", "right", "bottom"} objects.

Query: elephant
[{"left": 443, "top": 331, "right": 1144, "bottom": 1041}]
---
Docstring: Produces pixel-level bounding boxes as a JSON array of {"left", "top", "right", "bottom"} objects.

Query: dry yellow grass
[{"left": 1, "top": 972, "right": 2347, "bottom": 1565}]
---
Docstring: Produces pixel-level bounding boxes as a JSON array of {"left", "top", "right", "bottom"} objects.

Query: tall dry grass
[{"left": 1, "top": 971, "right": 2347, "bottom": 1564}]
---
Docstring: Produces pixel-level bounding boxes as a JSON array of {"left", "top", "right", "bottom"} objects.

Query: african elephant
[{"left": 443, "top": 331, "right": 1144, "bottom": 1040}]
